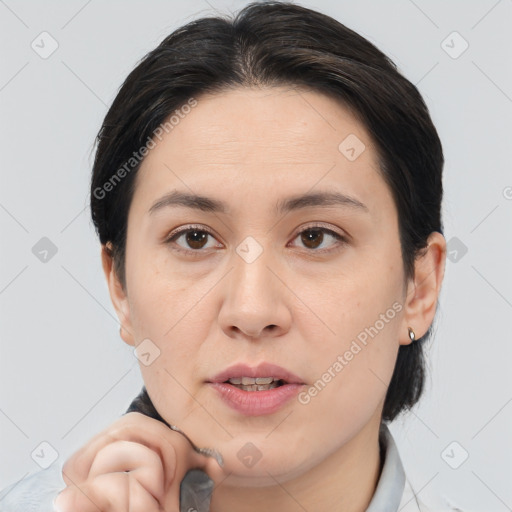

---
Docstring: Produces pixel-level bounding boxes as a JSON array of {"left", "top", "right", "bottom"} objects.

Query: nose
[{"left": 218, "top": 242, "right": 292, "bottom": 340}]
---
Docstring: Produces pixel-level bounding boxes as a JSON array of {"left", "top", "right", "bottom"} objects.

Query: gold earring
[{"left": 408, "top": 327, "right": 416, "bottom": 342}]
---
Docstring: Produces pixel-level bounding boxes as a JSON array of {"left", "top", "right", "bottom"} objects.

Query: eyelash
[{"left": 164, "top": 223, "right": 348, "bottom": 256}]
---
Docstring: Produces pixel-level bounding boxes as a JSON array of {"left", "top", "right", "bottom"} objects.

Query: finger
[
  {"left": 160, "top": 442, "right": 226, "bottom": 512},
  {"left": 55, "top": 473, "right": 163, "bottom": 512},
  {"left": 60, "top": 412, "right": 225, "bottom": 510},
  {"left": 61, "top": 413, "right": 209, "bottom": 501},
  {"left": 88, "top": 440, "right": 164, "bottom": 500},
  {"left": 198, "top": 451, "right": 227, "bottom": 485},
  {"left": 63, "top": 413, "right": 179, "bottom": 485},
  {"left": 55, "top": 480, "right": 112, "bottom": 512},
  {"left": 60, "top": 418, "right": 132, "bottom": 486},
  {"left": 186, "top": 447, "right": 226, "bottom": 486},
  {"left": 152, "top": 424, "right": 227, "bottom": 497}
]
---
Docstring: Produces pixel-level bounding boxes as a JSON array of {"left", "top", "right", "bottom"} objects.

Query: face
[{"left": 105, "top": 86, "right": 436, "bottom": 486}]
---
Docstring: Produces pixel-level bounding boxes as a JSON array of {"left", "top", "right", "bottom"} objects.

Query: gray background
[{"left": 1, "top": 0, "right": 511, "bottom": 510}]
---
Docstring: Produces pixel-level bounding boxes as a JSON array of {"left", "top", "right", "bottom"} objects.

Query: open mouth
[
  {"left": 224, "top": 377, "right": 287, "bottom": 391},
  {"left": 209, "top": 369, "right": 304, "bottom": 415}
]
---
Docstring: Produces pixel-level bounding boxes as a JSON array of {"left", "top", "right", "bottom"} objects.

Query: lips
[
  {"left": 207, "top": 362, "right": 305, "bottom": 386},
  {"left": 206, "top": 362, "right": 305, "bottom": 416}
]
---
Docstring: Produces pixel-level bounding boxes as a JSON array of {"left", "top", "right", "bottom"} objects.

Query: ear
[
  {"left": 101, "top": 243, "right": 136, "bottom": 347},
  {"left": 400, "top": 231, "right": 446, "bottom": 346}
]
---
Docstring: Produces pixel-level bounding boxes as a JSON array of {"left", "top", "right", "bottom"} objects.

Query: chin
[
  {"left": 216, "top": 442, "right": 313, "bottom": 486},
  {"left": 221, "top": 465, "right": 305, "bottom": 488}
]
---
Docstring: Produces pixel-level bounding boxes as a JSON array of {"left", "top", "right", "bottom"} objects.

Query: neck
[{"left": 210, "top": 415, "right": 383, "bottom": 512}]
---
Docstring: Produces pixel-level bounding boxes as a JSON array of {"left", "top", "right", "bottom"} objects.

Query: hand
[{"left": 54, "top": 412, "right": 224, "bottom": 511}]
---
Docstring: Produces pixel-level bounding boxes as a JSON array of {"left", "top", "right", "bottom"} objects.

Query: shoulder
[
  {"left": 0, "top": 462, "right": 65, "bottom": 512},
  {"left": 398, "top": 476, "right": 433, "bottom": 511},
  {"left": 380, "top": 423, "right": 467, "bottom": 512},
  {"left": 399, "top": 476, "right": 469, "bottom": 512}
]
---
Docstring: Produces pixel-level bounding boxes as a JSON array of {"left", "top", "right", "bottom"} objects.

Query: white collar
[
  {"left": 371, "top": 422, "right": 432, "bottom": 512},
  {"left": 365, "top": 422, "right": 407, "bottom": 511}
]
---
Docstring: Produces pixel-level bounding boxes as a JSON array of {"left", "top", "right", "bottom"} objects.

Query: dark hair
[{"left": 90, "top": 1, "right": 443, "bottom": 423}]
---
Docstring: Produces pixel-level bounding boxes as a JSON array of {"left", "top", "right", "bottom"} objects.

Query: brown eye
[
  {"left": 183, "top": 229, "right": 209, "bottom": 249},
  {"left": 300, "top": 229, "right": 325, "bottom": 249},
  {"left": 165, "top": 224, "right": 347, "bottom": 255},
  {"left": 292, "top": 226, "right": 347, "bottom": 252},
  {"left": 165, "top": 225, "right": 220, "bottom": 253}
]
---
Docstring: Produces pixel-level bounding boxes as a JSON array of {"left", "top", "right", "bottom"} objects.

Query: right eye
[{"left": 164, "top": 224, "right": 222, "bottom": 254}]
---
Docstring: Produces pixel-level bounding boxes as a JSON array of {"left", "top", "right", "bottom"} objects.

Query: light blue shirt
[{"left": 0, "top": 423, "right": 448, "bottom": 511}]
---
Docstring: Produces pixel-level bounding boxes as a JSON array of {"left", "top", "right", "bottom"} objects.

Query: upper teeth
[{"left": 228, "top": 377, "right": 277, "bottom": 385}]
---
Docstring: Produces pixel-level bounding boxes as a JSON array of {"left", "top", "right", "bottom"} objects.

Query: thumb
[
  {"left": 166, "top": 423, "right": 226, "bottom": 485},
  {"left": 191, "top": 447, "right": 226, "bottom": 486}
]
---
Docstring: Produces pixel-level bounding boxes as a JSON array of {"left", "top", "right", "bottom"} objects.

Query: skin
[
  {"left": 101, "top": 85, "right": 446, "bottom": 511},
  {"left": 55, "top": 412, "right": 225, "bottom": 511}
]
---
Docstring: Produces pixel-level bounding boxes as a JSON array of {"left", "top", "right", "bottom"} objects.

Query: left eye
[
  {"left": 290, "top": 226, "right": 347, "bottom": 251},
  {"left": 165, "top": 225, "right": 346, "bottom": 253}
]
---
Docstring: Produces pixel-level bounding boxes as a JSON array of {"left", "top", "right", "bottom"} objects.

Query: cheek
[
  {"left": 126, "top": 247, "right": 201, "bottom": 337},
  {"left": 127, "top": 256, "right": 219, "bottom": 376},
  {"left": 295, "top": 328, "right": 399, "bottom": 452},
  {"left": 295, "top": 254, "right": 402, "bottom": 413},
  {"left": 303, "top": 263, "right": 399, "bottom": 347}
]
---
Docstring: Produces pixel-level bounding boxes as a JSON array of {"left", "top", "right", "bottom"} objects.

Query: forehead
[
  {"left": 145, "top": 86, "right": 370, "bottom": 162},
  {"left": 133, "top": 86, "right": 394, "bottom": 220}
]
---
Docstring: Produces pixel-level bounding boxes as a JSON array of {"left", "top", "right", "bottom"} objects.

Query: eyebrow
[{"left": 148, "top": 190, "right": 369, "bottom": 216}]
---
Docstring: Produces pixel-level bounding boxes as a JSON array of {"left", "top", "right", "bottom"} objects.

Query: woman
[{"left": 0, "top": 1, "right": 449, "bottom": 511}]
